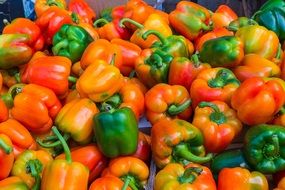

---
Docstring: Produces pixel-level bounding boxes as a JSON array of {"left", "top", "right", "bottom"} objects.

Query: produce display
[{"left": 1, "top": 0, "right": 285, "bottom": 189}]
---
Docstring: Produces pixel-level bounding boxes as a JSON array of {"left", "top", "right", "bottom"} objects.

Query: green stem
[
  {"left": 198, "top": 101, "right": 227, "bottom": 125},
  {"left": 0, "top": 138, "right": 12, "bottom": 154},
  {"left": 68, "top": 76, "right": 77, "bottom": 83},
  {"left": 173, "top": 143, "right": 213, "bottom": 164},
  {"left": 26, "top": 160, "right": 42, "bottom": 190},
  {"left": 36, "top": 134, "right": 70, "bottom": 148},
  {"left": 201, "top": 23, "right": 212, "bottom": 31},
  {"left": 119, "top": 18, "right": 144, "bottom": 29},
  {"left": 279, "top": 106, "right": 285, "bottom": 114},
  {"left": 121, "top": 177, "right": 131, "bottom": 190},
  {"left": 110, "top": 54, "right": 116, "bottom": 65},
  {"left": 103, "top": 93, "right": 122, "bottom": 109},
  {"left": 71, "top": 12, "right": 79, "bottom": 24},
  {"left": 14, "top": 73, "right": 21, "bottom": 83},
  {"left": 142, "top": 30, "right": 168, "bottom": 45},
  {"left": 8, "top": 83, "right": 25, "bottom": 99},
  {"left": 52, "top": 39, "right": 69, "bottom": 56},
  {"left": 178, "top": 167, "right": 203, "bottom": 184},
  {"left": 226, "top": 25, "right": 239, "bottom": 32},
  {"left": 167, "top": 99, "right": 191, "bottom": 116},
  {"left": 52, "top": 126, "right": 72, "bottom": 163},
  {"left": 191, "top": 54, "right": 200, "bottom": 68},
  {"left": 93, "top": 18, "right": 109, "bottom": 28},
  {"left": 146, "top": 53, "right": 163, "bottom": 68},
  {"left": 276, "top": 44, "right": 282, "bottom": 60},
  {"left": 1, "top": 93, "right": 14, "bottom": 108},
  {"left": 100, "top": 102, "right": 115, "bottom": 113},
  {"left": 47, "top": 0, "right": 63, "bottom": 8},
  {"left": 264, "top": 135, "right": 280, "bottom": 158},
  {"left": 121, "top": 176, "right": 139, "bottom": 190}
]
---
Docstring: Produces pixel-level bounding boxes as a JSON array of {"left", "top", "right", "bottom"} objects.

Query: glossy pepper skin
[
  {"left": 0, "top": 119, "right": 37, "bottom": 157},
  {"left": 233, "top": 54, "right": 281, "bottom": 82},
  {"left": 20, "top": 52, "right": 72, "bottom": 97},
  {"left": 36, "top": 6, "right": 73, "bottom": 45},
  {"left": 93, "top": 107, "right": 138, "bottom": 158},
  {"left": 55, "top": 98, "right": 99, "bottom": 144},
  {"left": 0, "top": 34, "right": 33, "bottom": 69},
  {"left": 102, "top": 156, "right": 149, "bottom": 190},
  {"left": 273, "top": 106, "right": 285, "bottom": 126},
  {"left": 169, "top": 1, "right": 212, "bottom": 41},
  {"left": 193, "top": 101, "right": 242, "bottom": 153},
  {"left": 0, "top": 99, "right": 8, "bottom": 122},
  {"left": 199, "top": 36, "right": 244, "bottom": 68},
  {"left": 151, "top": 119, "right": 213, "bottom": 169},
  {"left": 235, "top": 25, "right": 279, "bottom": 60},
  {"left": 211, "top": 5, "right": 238, "bottom": 29},
  {"left": 275, "top": 176, "right": 285, "bottom": 190},
  {"left": 89, "top": 175, "right": 131, "bottom": 190},
  {"left": 100, "top": 5, "right": 125, "bottom": 22},
  {"left": 145, "top": 83, "right": 192, "bottom": 125},
  {"left": 231, "top": 77, "right": 285, "bottom": 125},
  {"left": 34, "top": 0, "right": 66, "bottom": 17},
  {"left": 190, "top": 67, "right": 240, "bottom": 109},
  {"left": 244, "top": 124, "right": 285, "bottom": 174},
  {"left": 0, "top": 134, "right": 14, "bottom": 180},
  {"left": 11, "top": 150, "right": 53, "bottom": 189},
  {"left": 154, "top": 163, "right": 216, "bottom": 190},
  {"left": 2, "top": 18, "right": 44, "bottom": 51},
  {"left": 131, "top": 132, "right": 151, "bottom": 163},
  {"left": 41, "top": 127, "right": 89, "bottom": 190},
  {"left": 227, "top": 17, "right": 258, "bottom": 32},
  {"left": 76, "top": 59, "right": 124, "bottom": 102},
  {"left": 68, "top": 0, "right": 96, "bottom": 25},
  {"left": 11, "top": 84, "right": 62, "bottom": 134},
  {"left": 52, "top": 24, "right": 93, "bottom": 63},
  {"left": 0, "top": 176, "right": 29, "bottom": 190},
  {"left": 218, "top": 167, "right": 268, "bottom": 190}
]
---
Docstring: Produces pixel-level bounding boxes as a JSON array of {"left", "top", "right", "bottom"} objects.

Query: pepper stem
[
  {"left": 121, "top": 176, "right": 139, "bottom": 190},
  {"left": 100, "top": 102, "right": 115, "bottom": 113},
  {"left": 119, "top": 18, "right": 144, "bottom": 29},
  {"left": 198, "top": 101, "right": 227, "bottom": 125},
  {"left": 36, "top": 133, "right": 70, "bottom": 148},
  {"left": 146, "top": 53, "right": 163, "bottom": 68},
  {"left": 47, "top": 0, "right": 64, "bottom": 8},
  {"left": 275, "top": 44, "right": 282, "bottom": 60},
  {"left": 0, "top": 138, "right": 12, "bottom": 154},
  {"left": 68, "top": 76, "right": 77, "bottom": 83},
  {"left": 278, "top": 106, "right": 285, "bottom": 115},
  {"left": 208, "top": 69, "right": 239, "bottom": 88},
  {"left": 167, "top": 99, "right": 191, "bottom": 116},
  {"left": 52, "top": 39, "right": 69, "bottom": 56},
  {"left": 142, "top": 30, "right": 167, "bottom": 45},
  {"left": 103, "top": 93, "right": 121, "bottom": 110},
  {"left": 264, "top": 135, "right": 280, "bottom": 157},
  {"left": 1, "top": 93, "right": 14, "bottom": 108},
  {"left": 201, "top": 23, "right": 212, "bottom": 31},
  {"left": 173, "top": 143, "right": 213, "bottom": 164},
  {"left": 93, "top": 18, "right": 109, "bottom": 28},
  {"left": 191, "top": 54, "right": 200, "bottom": 68},
  {"left": 226, "top": 25, "right": 239, "bottom": 32},
  {"left": 71, "top": 12, "right": 79, "bottom": 24},
  {"left": 178, "top": 167, "right": 203, "bottom": 184},
  {"left": 52, "top": 126, "right": 72, "bottom": 163},
  {"left": 26, "top": 159, "right": 43, "bottom": 190}
]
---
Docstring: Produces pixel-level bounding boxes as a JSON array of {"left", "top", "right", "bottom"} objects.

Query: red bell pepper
[
  {"left": 68, "top": 0, "right": 96, "bottom": 24},
  {"left": 211, "top": 5, "right": 238, "bottom": 29}
]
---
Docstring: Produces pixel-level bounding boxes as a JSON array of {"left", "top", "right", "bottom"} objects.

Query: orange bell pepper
[
  {"left": 63, "top": 89, "right": 81, "bottom": 104},
  {"left": 218, "top": 167, "right": 268, "bottom": 190},
  {"left": 0, "top": 134, "right": 14, "bottom": 180},
  {"left": 123, "top": 76, "right": 148, "bottom": 94},
  {"left": 11, "top": 84, "right": 62, "bottom": 134},
  {"left": 89, "top": 175, "right": 131, "bottom": 190},
  {"left": 0, "top": 176, "right": 29, "bottom": 189},
  {"left": 193, "top": 101, "right": 242, "bottom": 153},
  {"left": 233, "top": 54, "right": 281, "bottom": 82},
  {"left": 77, "top": 23, "right": 99, "bottom": 40},
  {"left": 211, "top": 5, "right": 238, "bottom": 29},
  {"left": 80, "top": 39, "right": 123, "bottom": 70},
  {"left": 76, "top": 59, "right": 124, "bottom": 102},
  {"left": 0, "top": 99, "right": 8, "bottom": 122},
  {"left": 71, "top": 61, "right": 84, "bottom": 77},
  {"left": 275, "top": 177, "right": 285, "bottom": 190},
  {"left": 102, "top": 156, "right": 149, "bottom": 190},
  {"left": 155, "top": 163, "right": 216, "bottom": 190},
  {"left": 145, "top": 83, "right": 192, "bottom": 125},
  {"left": 0, "top": 119, "right": 37, "bottom": 157},
  {"left": 69, "top": 0, "right": 96, "bottom": 25},
  {"left": 34, "top": 0, "right": 67, "bottom": 17}
]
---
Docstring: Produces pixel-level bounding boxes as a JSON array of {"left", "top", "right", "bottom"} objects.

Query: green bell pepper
[
  {"left": 227, "top": 17, "right": 258, "bottom": 32},
  {"left": 199, "top": 36, "right": 244, "bottom": 68},
  {"left": 0, "top": 34, "right": 33, "bottom": 69},
  {"left": 92, "top": 106, "right": 138, "bottom": 158},
  {"left": 244, "top": 124, "right": 285, "bottom": 174},
  {"left": 52, "top": 24, "right": 93, "bottom": 63}
]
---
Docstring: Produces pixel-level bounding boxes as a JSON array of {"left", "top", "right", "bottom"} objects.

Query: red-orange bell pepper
[
  {"left": 69, "top": 0, "right": 96, "bottom": 25},
  {"left": 123, "top": 76, "right": 148, "bottom": 94},
  {"left": 0, "top": 99, "right": 8, "bottom": 123},
  {"left": 211, "top": 5, "right": 238, "bottom": 29},
  {"left": 231, "top": 77, "right": 285, "bottom": 125},
  {"left": 275, "top": 177, "right": 285, "bottom": 190},
  {"left": 89, "top": 175, "right": 131, "bottom": 190},
  {"left": 145, "top": 83, "right": 192, "bottom": 125},
  {"left": 77, "top": 22, "right": 99, "bottom": 40},
  {"left": 131, "top": 132, "right": 151, "bottom": 163},
  {"left": 11, "top": 84, "right": 62, "bottom": 134},
  {"left": 34, "top": 0, "right": 67, "bottom": 17},
  {"left": 63, "top": 89, "right": 81, "bottom": 104},
  {"left": 0, "top": 134, "right": 14, "bottom": 180},
  {"left": 0, "top": 176, "right": 29, "bottom": 189}
]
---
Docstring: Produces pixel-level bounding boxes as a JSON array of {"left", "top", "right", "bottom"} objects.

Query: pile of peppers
[{"left": 1, "top": 0, "right": 285, "bottom": 189}]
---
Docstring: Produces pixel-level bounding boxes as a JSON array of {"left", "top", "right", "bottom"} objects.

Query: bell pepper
[
  {"left": 34, "top": 0, "right": 67, "bottom": 17},
  {"left": 52, "top": 24, "right": 93, "bottom": 63},
  {"left": 63, "top": 89, "right": 81, "bottom": 104},
  {"left": 111, "top": 39, "right": 142, "bottom": 76},
  {"left": 80, "top": 39, "right": 123, "bottom": 70},
  {"left": 35, "top": 6, "right": 73, "bottom": 45},
  {"left": 131, "top": 132, "right": 151, "bottom": 163},
  {"left": 273, "top": 106, "right": 285, "bottom": 126},
  {"left": 244, "top": 124, "right": 285, "bottom": 174},
  {"left": 71, "top": 61, "right": 84, "bottom": 77},
  {"left": 56, "top": 144, "right": 108, "bottom": 183},
  {"left": 0, "top": 134, "right": 14, "bottom": 180},
  {"left": 233, "top": 54, "right": 281, "bottom": 82},
  {"left": 11, "top": 150, "right": 53, "bottom": 189},
  {"left": 123, "top": 76, "right": 148, "bottom": 94},
  {"left": 235, "top": 25, "right": 279, "bottom": 60},
  {"left": 151, "top": 118, "right": 213, "bottom": 169},
  {"left": 41, "top": 127, "right": 89, "bottom": 190},
  {"left": 102, "top": 156, "right": 149, "bottom": 190},
  {"left": 120, "top": 13, "right": 172, "bottom": 49},
  {"left": 168, "top": 56, "right": 211, "bottom": 90},
  {"left": 93, "top": 107, "right": 138, "bottom": 158},
  {"left": 193, "top": 101, "right": 242, "bottom": 153},
  {"left": 154, "top": 163, "right": 216, "bottom": 190},
  {"left": 231, "top": 77, "right": 285, "bottom": 125},
  {"left": 0, "top": 34, "right": 33, "bottom": 69},
  {"left": 68, "top": 0, "right": 96, "bottom": 25},
  {"left": 0, "top": 176, "right": 29, "bottom": 190},
  {"left": 135, "top": 48, "right": 172, "bottom": 88},
  {"left": 99, "top": 81, "right": 144, "bottom": 120},
  {"left": 0, "top": 119, "right": 37, "bottom": 157},
  {"left": 169, "top": 1, "right": 212, "bottom": 41},
  {"left": 89, "top": 175, "right": 131, "bottom": 190},
  {"left": 0, "top": 99, "right": 8, "bottom": 122},
  {"left": 275, "top": 177, "right": 285, "bottom": 190},
  {"left": 76, "top": 59, "right": 124, "bottom": 102},
  {"left": 227, "top": 17, "right": 258, "bottom": 32},
  {"left": 0, "top": 69, "right": 20, "bottom": 88},
  {"left": 2, "top": 18, "right": 44, "bottom": 51},
  {"left": 195, "top": 27, "right": 233, "bottom": 52},
  {"left": 100, "top": 5, "right": 125, "bottom": 22},
  {"left": 211, "top": 5, "right": 238, "bottom": 29},
  {"left": 76, "top": 22, "right": 99, "bottom": 40},
  {"left": 11, "top": 84, "right": 62, "bottom": 134},
  {"left": 145, "top": 83, "right": 192, "bottom": 125},
  {"left": 199, "top": 36, "right": 244, "bottom": 68},
  {"left": 217, "top": 167, "right": 268, "bottom": 190},
  {"left": 20, "top": 52, "right": 72, "bottom": 97},
  {"left": 190, "top": 67, "right": 240, "bottom": 109}
]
